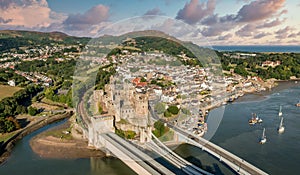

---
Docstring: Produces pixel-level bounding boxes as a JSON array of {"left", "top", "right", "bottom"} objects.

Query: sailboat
[
  {"left": 278, "top": 117, "right": 285, "bottom": 134},
  {"left": 259, "top": 128, "right": 267, "bottom": 144},
  {"left": 278, "top": 106, "right": 283, "bottom": 117},
  {"left": 296, "top": 101, "right": 300, "bottom": 107}
]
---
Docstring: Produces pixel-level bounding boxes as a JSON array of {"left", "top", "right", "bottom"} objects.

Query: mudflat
[{"left": 30, "top": 121, "right": 104, "bottom": 159}]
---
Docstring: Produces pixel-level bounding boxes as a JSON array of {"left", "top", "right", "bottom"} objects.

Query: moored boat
[
  {"left": 278, "top": 117, "right": 285, "bottom": 134},
  {"left": 248, "top": 113, "right": 263, "bottom": 125},
  {"left": 260, "top": 128, "right": 267, "bottom": 144},
  {"left": 278, "top": 106, "right": 283, "bottom": 117}
]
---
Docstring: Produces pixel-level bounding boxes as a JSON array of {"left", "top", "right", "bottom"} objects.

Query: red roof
[
  {"left": 137, "top": 82, "right": 147, "bottom": 87},
  {"left": 132, "top": 77, "right": 141, "bottom": 85}
]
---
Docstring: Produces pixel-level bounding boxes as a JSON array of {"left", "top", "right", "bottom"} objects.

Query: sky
[{"left": 0, "top": 0, "right": 299, "bottom": 45}]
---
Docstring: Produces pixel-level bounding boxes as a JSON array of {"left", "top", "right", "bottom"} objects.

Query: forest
[{"left": 219, "top": 52, "right": 300, "bottom": 80}]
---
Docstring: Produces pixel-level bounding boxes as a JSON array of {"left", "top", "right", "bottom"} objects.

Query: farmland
[{"left": 0, "top": 85, "right": 22, "bottom": 100}]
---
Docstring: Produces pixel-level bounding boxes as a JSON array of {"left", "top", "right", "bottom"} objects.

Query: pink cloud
[
  {"left": 288, "top": 32, "right": 300, "bottom": 38},
  {"left": 254, "top": 32, "right": 271, "bottom": 39},
  {"left": 0, "top": 0, "right": 61, "bottom": 27},
  {"left": 256, "top": 18, "right": 284, "bottom": 28},
  {"left": 275, "top": 26, "right": 293, "bottom": 39},
  {"left": 235, "top": 24, "right": 256, "bottom": 37},
  {"left": 176, "top": 0, "right": 216, "bottom": 24},
  {"left": 236, "top": 0, "right": 286, "bottom": 22},
  {"left": 63, "top": 5, "right": 109, "bottom": 31},
  {"left": 217, "top": 34, "right": 233, "bottom": 40}
]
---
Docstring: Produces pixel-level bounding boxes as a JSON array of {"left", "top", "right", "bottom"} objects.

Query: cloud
[
  {"left": 235, "top": 0, "right": 286, "bottom": 22},
  {"left": 63, "top": 5, "right": 109, "bottom": 31},
  {"left": 0, "top": 17, "right": 12, "bottom": 24},
  {"left": 144, "top": 8, "right": 164, "bottom": 16},
  {"left": 0, "top": 0, "right": 14, "bottom": 9},
  {"left": 235, "top": 24, "right": 256, "bottom": 37},
  {"left": 254, "top": 32, "right": 271, "bottom": 39},
  {"left": 288, "top": 32, "right": 300, "bottom": 38},
  {"left": 176, "top": 0, "right": 216, "bottom": 24},
  {"left": 0, "top": 0, "right": 62, "bottom": 27},
  {"left": 196, "top": 0, "right": 288, "bottom": 38},
  {"left": 275, "top": 26, "right": 292, "bottom": 39},
  {"left": 256, "top": 18, "right": 284, "bottom": 28},
  {"left": 201, "top": 14, "right": 219, "bottom": 26},
  {"left": 201, "top": 22, "right": 234, "bottom": 37},
  {"left": 217, "top": 34, "right": 233, "bottom": 40}
]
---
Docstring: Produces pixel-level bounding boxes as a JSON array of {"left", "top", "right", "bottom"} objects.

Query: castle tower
[{"left": 134, "top": 93, "right": 148, "bottom": 117}]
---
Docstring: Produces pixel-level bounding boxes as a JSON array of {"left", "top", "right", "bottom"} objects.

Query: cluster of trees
[
  {"left": 150, "top": 79, "right": 175, "bottom": 88},
  {"left": 125, "top": 36, "right": 196, "bottom": 58},
  {"left": 153, "top": 120, "right": 169, "bottom": 138},
  {"left": 164, "top": 105, "right": 179, "bottom": 117},
  {"left": 15, "top": 58, "right": 76, "bottom": 80},
  {"left": 0, "top": 30, "right": 89, "bottom": 52},
  {"left": 115, "top": 129, "right": 136, "bottom": 139},
  {"left": 0, "top": 69, "right": 27, "bottom": 86},
  {"left": 220, "top": 52, "right": 300, "bottom": 80},
  {"left": 44, "top": 87, "right": 73, "bottom": 107},
  {"left": 0, "top": 117, "right": 20, "bottom": 133},
  {"left": 154, "top": 103, "right": 179, "bottom": 118},
  {"left": 0, "top": 85, "right": 42, "bottom": 133},
  {"left": 28, "top": 106, "right": 38, "bottom": 116},
  {"left": 95, "top": 64, "right": 116, "bottom": 90}
]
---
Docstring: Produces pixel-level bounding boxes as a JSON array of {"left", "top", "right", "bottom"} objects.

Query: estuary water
[
  {"left": 0, "top": 120, "right": 136, "bottom": 175},
  {"left": 1, "top": 82, "right": 299, "bottom": 175},
  {"left": 174, "top": 81, "right": 300, "bottom": 175},
  {"left": 212, "top": 45, "right": 300, "bottom": 53}
]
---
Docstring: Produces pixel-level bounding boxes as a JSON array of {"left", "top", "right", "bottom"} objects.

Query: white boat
[
  {"left": 248, "top": 113, "right": 263, "bottom": 125},
  {"left": 278, "top": 106, "right": 283, "bottom": 117},
  {"left": 260, "top": 128, "right": 267, "bottom": 144},
  {"left": 278, "top": 117, "right": 285, "bottom": 134}
]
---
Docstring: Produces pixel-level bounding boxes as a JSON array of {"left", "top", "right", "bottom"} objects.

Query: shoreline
[
  {"left": 29, "top": 119, "right": 105, "bottom": 159},
  {"left": 235, "top": 80, "right": 299, "bottom": 103},
  {"left": 0, "top": 111, "right": 73, "bottom": 165},
  {"left": 1, "top": 80, "right": 298, "bottom": 163}
]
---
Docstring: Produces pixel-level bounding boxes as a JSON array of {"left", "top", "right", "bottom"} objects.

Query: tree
[
  {"left": 164, "top": 110, "right": 172, "bottom": 117},
  {"left": 140, "top": 77, "right": 147, "bottom": 82},
  {"left": 153, "top": 120, "right": 169, "bottom": 137},
  {"left": 167, "top": 105, "right": 179, "bottom": 115},
  {"left": 154, "top": 102, "right": 166, "bottom": 114},
  {"left": 28, "top": 106, "right": 38, "bottom": 116},
  {"left": 15, "top": 105, "right": 27, "bottom": 114},
  {"left": 181, "top": 108, "right": 191, "bottom": 115}
]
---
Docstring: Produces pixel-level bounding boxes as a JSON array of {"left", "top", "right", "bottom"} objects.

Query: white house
[{"left": 8, "top": 80, "right": 15, "bottom": 87}]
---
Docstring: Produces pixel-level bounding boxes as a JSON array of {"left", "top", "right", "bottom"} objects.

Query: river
[
  {"left": 1, "top": 82, "right": 299, "bottom": 175},
  {"left": 174, "top": 81, "right": 300, "bottom": 175},
  {"left": 0, "top": 120, "right": 136, "bottom": 175}
]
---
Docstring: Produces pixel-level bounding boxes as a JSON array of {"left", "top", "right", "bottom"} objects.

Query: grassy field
[
  {"left": 0, "top": 85, "right": 22, "bottom": 100},
  {"left": 0, "top": 132, "right": 16, "bottom": 142}
]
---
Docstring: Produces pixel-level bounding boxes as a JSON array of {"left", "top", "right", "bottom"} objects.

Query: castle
[{"left": 92, "top": 76, "right": 152, "bottom": 143}]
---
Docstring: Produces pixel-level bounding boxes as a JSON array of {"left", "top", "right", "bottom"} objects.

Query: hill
[{"left": 0, "top": 30, "right": 90, "bottom": 52}]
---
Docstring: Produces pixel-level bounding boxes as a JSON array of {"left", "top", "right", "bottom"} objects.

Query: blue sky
[{"left": 0, "top": 0, "right": 299, "bottom": 45}]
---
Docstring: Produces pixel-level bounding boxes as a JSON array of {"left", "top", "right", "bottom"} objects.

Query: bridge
[
  {"left": 170, "top": 124, "right": 268, "bottom": 175},
  {"left": 77, "top": 98, "right": 211, "bottom": 175},
  {"left": 149, "top": 104, "right": 268, "bottom": 175},
  {"left": 100, "top": 132, "right": 176, "bottom": 175},
  {"left": 147, "top": 133, "right": 213, "bottom": 175},
  {"left": 77, "top": 90, "right": 268, "bottom": 175}
]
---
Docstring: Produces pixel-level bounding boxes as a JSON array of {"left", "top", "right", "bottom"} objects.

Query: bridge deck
[
  {"left": 102, "top": 133, "right": 176, "bottom": 175},
  {"left": 148, "top": 134, "right": 213, "bottom": 175},
  {"left": 173, "top": 126, "right": 268, "bottom": 175}
]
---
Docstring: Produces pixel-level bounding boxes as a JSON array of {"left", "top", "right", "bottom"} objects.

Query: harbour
[{"left": 0, "top": 82, "right": 299, "bottom": 175}]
